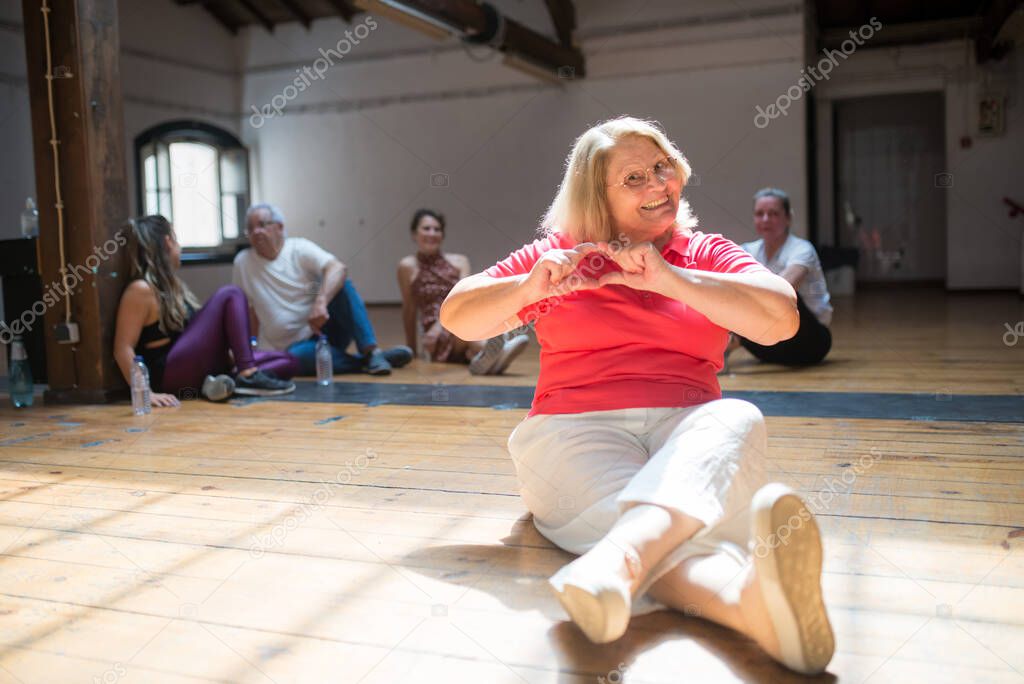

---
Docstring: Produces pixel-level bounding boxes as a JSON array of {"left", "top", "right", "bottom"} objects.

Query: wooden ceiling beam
[
  {"left": 976, "top": 0, "right": 1022, "bottom": 63},
  {"left": 325, "top": 0, "right": 357, "bottom": 22},
  {"left": 819, "top": 16, "right": 982, "bottom": 50},
  {"left": 354, "top": 0, "right": 585, "bottom": 77},
  {"left": 543, "top": 0, "right": 575, "bottom": 47},
  {"left": 276, "top": 0, "right": 313, "bottom": 28},
  {"left": 236, "top": 0, "right": 275, "bottom": 32},
  {"left": 201, "top": 2, "right": 241, "bottom": 34}
]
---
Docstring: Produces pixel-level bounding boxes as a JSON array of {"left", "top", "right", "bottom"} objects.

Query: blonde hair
[{"left": 542, "top": 116, "right": 697, "bottom": 242}]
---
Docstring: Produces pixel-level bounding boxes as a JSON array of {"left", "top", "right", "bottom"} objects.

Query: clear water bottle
[
  {"left": 20, "top": 198, "right": 38, "bottom": 238},
  {"left": 315, "top": 334, "right": 333, "bottom": 386},
  {"left": 130, "top": 355, "right": 152, "bottom": 415},
  {"left": 8, "top": 336, "right": 34, "bottom": 408}
]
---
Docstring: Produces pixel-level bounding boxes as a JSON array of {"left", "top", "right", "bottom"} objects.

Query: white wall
[
  {"left": 946, "top": 47, "right": 1023, "bottom": 290},
  {"left": 814, "top": 40, "right": 1023, "bottom": 289},
  {"left": 238, "top": 0, "right": 807, "bottom": 302}
]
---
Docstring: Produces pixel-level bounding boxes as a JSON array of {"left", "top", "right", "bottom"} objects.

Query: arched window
[{"left": 135, "top": 121, "right": 249, "bottom": 250}]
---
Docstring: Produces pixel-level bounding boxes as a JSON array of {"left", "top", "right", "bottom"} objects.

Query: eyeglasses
[{"left": 609, "top": 157, "right": 679, "bottom": 191}]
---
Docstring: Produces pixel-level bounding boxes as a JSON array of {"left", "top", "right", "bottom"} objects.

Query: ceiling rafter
[
  {"left": 975, "top": 0, "right": 1022, "bottom": 62},
  {"left": 543, "top": 0, "right": 576, "bottom": 48},
  {"left": 276, "top": 0, "right": 313, "bottom": 28},
  {"left": 352, "top": 0, "right": 585, "bottom": 78},
  {"left": 236, "top": 0, "right": 275, "bottom": 32},
  {"left": 325, "top": 0, "right": 358, "bottom": 22},
  {"left": 173, "top": 0, "right": 585, "bottom": 79}
]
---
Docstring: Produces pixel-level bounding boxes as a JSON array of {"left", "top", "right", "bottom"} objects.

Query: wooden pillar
[{"left": 21, "top": 0, "right": 129, "bottom": 403}]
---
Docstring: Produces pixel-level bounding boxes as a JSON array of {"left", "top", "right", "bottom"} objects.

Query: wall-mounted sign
[{"left": 978, "top": 94, "right": 1005, "bottom": 136}]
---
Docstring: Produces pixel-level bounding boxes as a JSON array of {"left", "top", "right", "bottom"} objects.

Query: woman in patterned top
[{"left": 397, "top": 209, "right": 528, "bottom": 374}]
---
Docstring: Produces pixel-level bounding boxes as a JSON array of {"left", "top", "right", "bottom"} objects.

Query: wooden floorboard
[{"left": 0, "top": 289, "right": 1022, "bottom": 683}]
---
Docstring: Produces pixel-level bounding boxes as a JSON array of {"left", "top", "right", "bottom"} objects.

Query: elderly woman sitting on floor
[{"left": 440, "top": 117, "right": 834, "bottom": 674}]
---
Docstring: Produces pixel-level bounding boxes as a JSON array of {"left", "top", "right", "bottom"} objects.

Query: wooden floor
[{"left": 0, "top": 289, "right": 1022, "bottom": 683}]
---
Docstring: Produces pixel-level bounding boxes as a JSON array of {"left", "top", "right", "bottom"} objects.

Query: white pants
[{"left": 508, "top": 399, "right": 768, "bottom": 612}]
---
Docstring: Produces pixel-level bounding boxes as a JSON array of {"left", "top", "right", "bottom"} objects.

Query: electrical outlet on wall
[{"left": 55, "top": 322, "right": 79, "bottom": 344}]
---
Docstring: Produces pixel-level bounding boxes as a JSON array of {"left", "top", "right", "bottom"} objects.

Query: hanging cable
[{"left": 40, "top": 0, "right": 71, "bottom": 323}]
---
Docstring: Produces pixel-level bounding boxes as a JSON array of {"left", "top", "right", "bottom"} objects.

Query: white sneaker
[
  {"left": 751, "top": 483, "right": 835, "bottom": 675},
  {"left": 548, "top": 545, "right": 639, "bottom": 644}
]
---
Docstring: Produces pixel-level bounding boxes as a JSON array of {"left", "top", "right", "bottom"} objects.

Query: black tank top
[{"left": 135, "top": 302, "right": 196, "bottom": 391}]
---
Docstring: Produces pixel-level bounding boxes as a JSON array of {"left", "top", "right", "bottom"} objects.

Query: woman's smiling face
[
  {"left": 604, "top": 136, "right": 683, "bottom": 243},
  {"left": 413, "top": 214, "right": 444, "bottom": 254}
]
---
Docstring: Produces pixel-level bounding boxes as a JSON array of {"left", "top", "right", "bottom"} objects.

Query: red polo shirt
[{"left": 483, "top": 229, "right": 768, "bottom": 416}]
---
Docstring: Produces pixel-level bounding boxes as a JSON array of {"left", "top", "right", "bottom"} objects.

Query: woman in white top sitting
[{"left": 729, "top": 188, "right": 832, "bottom": 366}]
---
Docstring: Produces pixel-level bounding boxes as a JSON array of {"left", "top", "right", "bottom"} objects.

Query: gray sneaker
[
  {"left": 364, "top": 349, "right": 392, "bottom": 376},
  {"left": 233, "top": 369, "right": 295, "bottom": 396},
  {"left": 201, "top": 374, "right": 235, "bottom": 401},
  {"left": 469, "top": 336, "right": 505, "bottom": 375},
  {"left": 492, "top": 334, "right": 530, "bottom": 374}
]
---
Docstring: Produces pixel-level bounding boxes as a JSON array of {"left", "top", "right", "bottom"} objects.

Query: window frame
[{"left": 134, "top": 120, "right": 251, "bottom": 258}]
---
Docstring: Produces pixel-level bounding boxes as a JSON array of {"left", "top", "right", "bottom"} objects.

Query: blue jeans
[{"left": 287, "top": 279, "right": 378, "bottom": 375}]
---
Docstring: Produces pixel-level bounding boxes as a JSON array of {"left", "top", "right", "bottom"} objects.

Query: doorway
[{"left": 833, "top": 92, "right": 946, "bottom": 284}]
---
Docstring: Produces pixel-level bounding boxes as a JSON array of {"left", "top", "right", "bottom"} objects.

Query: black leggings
[{"left": 740, "top": 294, "right": 831, "bottom": 366}]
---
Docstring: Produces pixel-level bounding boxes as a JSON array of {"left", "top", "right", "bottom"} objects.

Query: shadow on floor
[{"left": 402, "top": 515, "right": 839, "bottom": 683}]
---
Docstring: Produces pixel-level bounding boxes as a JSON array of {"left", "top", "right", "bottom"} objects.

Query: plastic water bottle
[
  {"left": 315, "top": 334, "right": 333, "bottom": 386},
  {"left": 130, "top": 355, "right": 152, "bottom": 415},
  {"left": 20, "top": 198, "right": 38, "bottom": 238},
  {"left": 8, "top": 336, "right": 34, "bottom": 408}
]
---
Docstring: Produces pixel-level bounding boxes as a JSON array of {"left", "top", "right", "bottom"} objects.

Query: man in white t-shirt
[
  {"left": 726, "top": 188, "right": 832, "bottom": 367},
  {"left": 233, "top": 203, "right": 412, "bottom": 376}
]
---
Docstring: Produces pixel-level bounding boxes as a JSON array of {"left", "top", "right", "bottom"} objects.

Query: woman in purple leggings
[{"left": 113, "top": 215, "right": 298, "bottom": 407}]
